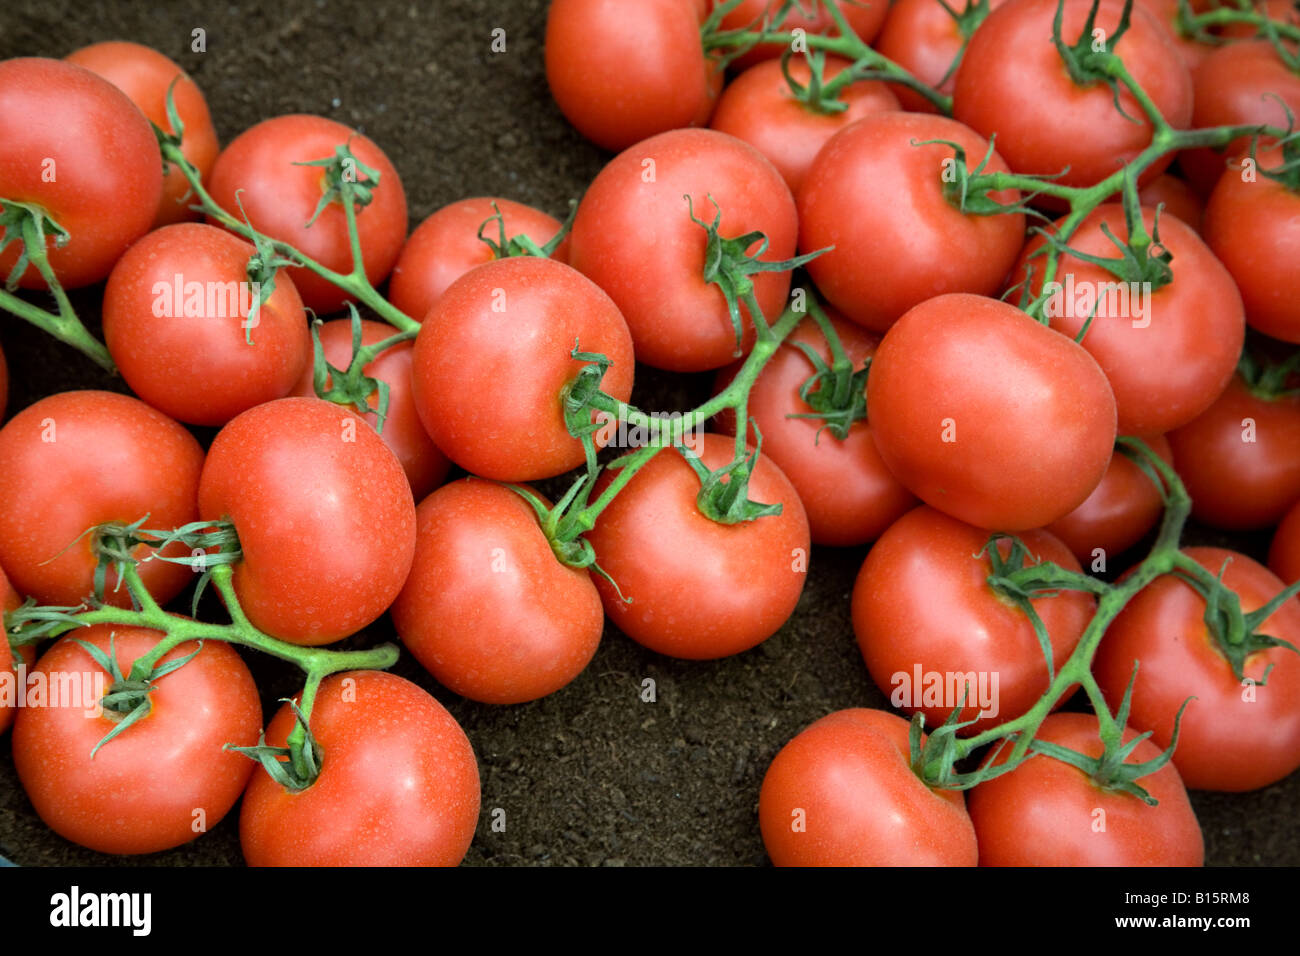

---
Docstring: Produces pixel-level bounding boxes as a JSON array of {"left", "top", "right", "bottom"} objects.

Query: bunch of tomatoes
[{"left": 1, "top": 0, "right": 1300, "bottom": 868}]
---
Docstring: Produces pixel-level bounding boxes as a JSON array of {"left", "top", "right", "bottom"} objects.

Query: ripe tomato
[
  {"left": 1168, "top": 373, "right": 1300, "bottom": 530},
  {"left": 0, "top": 340, "right": 7, "bottom": 421},
  {"left": 1136, "top": 172, "right": 1203, "bottom": 232},
  {"left": 1203, "top": 144, "right": 1300, "bottom": 344},
  {"left": 854, "top": 507, "right": 1092, "bottom": 733},
  {"left": 198, "top": 397, "right": 416, "bottom": 645},
  {"left": 759, "top": 708, "right": 978, "bottom": 866},
  {"left": 64, "top": 41, "right": 220, "bottom": 228},
  {"left": 391, "top": 478, "right": 603, "bottom": 704},
  {"left": 0, "top": 566, "right": 20, "bottom": 735},
  {"left": 103, "top": 223, "right": 312, "bottom": 427},
  {"left": 412, "top": 256, "right": 634, "bottom": 482},
  {"left": 866, "top": 294, "right": 1117, "bottom": 531},
  {"left": 0, "top": 58, "right": 162, "bottom": 290},
  {"left": 586, "top": 433, "right": 809, "bottom": 658},
  {"left": 545, "top": 0, "right": 722, "bottom": 152},
  {"left": 387, "top": 197, "right": 570, "bottom": 322},
  {"left": 240, "top": 670, "right": 479, "bottom": 866},
  {"left": 292, "top": 317, "right": 449, "bottom": 501},
  {"left": 708, "top": 56, "right": 898, "bottom": 194},
  {"left": 1135, "top": 0, "right": 1214, "bottom": 73},
  {"left": 1096, "top": 547, "right": 1300, "bottom": 792},
  {"left": 1270, "top": 498, "right": 1300, "bottom": 585},
  {"left": 874, "top": 0, "right": 1008, "bottom": 112},
  {"left": 798, "top": 112, "right": 1025, "bottom": 333},
  {"left": 0, "top": 391, "right": 203, "bottom": 608},
  {"left": 717, "top": 0, "right": 889, "bottom": 72},
  {"left": 12, "top": 624, "right": 261, "bottom": 855},
  {"left": 953, "top": 0, "right": 1193, "bottom": 189},
  {"left": 1047, "top": 435, "right": 1174, "bottom": 563},
  {"left": 968, "top": 712, "right": 1204, "bottom": 865},
  {"left": 713, "top": 309, "right": 916, "bottom": 546},
  {"left": 1012, "top": 203, "right": 1244, "bottom": 435},
  {"left": 206, "top": 114, "right": 408, "bottom": 314},
  {"left": 568, "top": 128, "right": 797, "bottom": 372}
]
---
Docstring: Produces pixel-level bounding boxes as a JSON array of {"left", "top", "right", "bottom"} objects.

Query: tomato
[
  {"left": 1047, "top": 435, "right": 1174, "bottom": 563},
  {"left": 391, "top": 479, "right": 603, "bottom": 704},
  {"left": 568, "top": 128, "right": 797, "bottom": 372},
  {"left": 953, "top": 0, "right": 1193, "bottom": 189},
  {"left": 292, "top": 317, "right": 449, "bottom": 500},
  {"left": 12, "top": 624, "right": 261, "bottom": 855},
  {"left": 0, "top": 340, "right": 7, "bottom": 421},
  {"left": 0, "top": 58, "right": 162, "bottom": 290},
  {"left": 875, "top": 0, "right": 1008, "bottom": 112},
  {"left": 1179, "top": 41, "right": 1300, "bottom": 195},
  {"left": 64, "top": 41, "right": 220, "bottom": 228},
  {"left": 1098, "top": 547, "right": 1300, "bottom": 791},
  {"left": 546, "top": 0, "right": 722, "bottom": 152},
  {"left": 854, "top": 507, "right": 1091, "bottom": 734},
  {"left": 411, "top": 256, "right": 634, "bottom": 481},
  {"left": 240, "top": 670, "right": 479, "bottom": 866},
  {"left": 797, "top": 112, "right": 1025, "bottom": 333},
  {"left": 0, "top": 565, "right": 21, "bottom": 735},
  {"left": 586, "top": 433, "right": 809, "bottom": 659},
  {"left": 758, "top": 708, "right": 978, "bottom": 866},
  {"left": 968, "top": 712, "right": 1204, "bottom": 865},
  {"left": 1270, "top": 498, "right": 1300, "bottom": 585},
  {"left": 103, "top": 223, "right": 312, "bottom": 427},
  {"left": 198, "top": 397, "right": 416, "bottom": 645},
  {"left": 1168, "top": 373, "right": 1300, "bottom": 529},
  {"left": 707, "top": 56, "right": 899, "bottom": 194},
  {"left": 867, "top": 293, "right": 1117, "bottom": 531},
  {"left": 1012, "top": 203, "right": 1245, "bottom": 435},
  {"left": 0, "top": 391, "right": 203, "bottom": 608},
  {"left": 1135, "top": 0, "right": 1215, "bottom": 73},
  {"left": 206, "top": 114, "right": 408, "bottom": 314},
  {"left": 1203, "top": 143, "right": 1300, "bottom": 344},
  {"left": 713, "top": 309, "right": 916, "bottom": 546},
  {"left": 717, "top": 0, "right": 889, "bottom": 72},
  {"left": 1136, "top": 172, "right": 1203, "bottom": 232},
  {"left": 387, "top": 197, "right": 570, "bottom": 322}
]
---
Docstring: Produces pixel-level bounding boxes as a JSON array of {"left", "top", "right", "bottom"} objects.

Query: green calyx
[
  {"left": 0, "top": 200, "right": 70, "bottom": 291},
  {"left": 780, "top": 48, "right": 851, "bottom": 115},
  {"left": 1238, "top": 346, "right": 1300, "bottom": 400},
  {"left": 682, "top": 426, "right": 783, "bottom": 525},
  {"left": 295, "top": 142, "right": 382, "bottom": 229},
  {"left": 477, "top": 200, "right": 577, "bottom": 260},
  {"left": 915, "top": 136, "right": 1047, "bottom": 218},
  {"left": 1052, "top": 0, "right": 1141, "bottom": 123},
  {"left": 227, "top": 698, "right": 324, "bottom": 792},
  {"left": 308, "top": 304, "right": 414, "bottom": 433},
  {"left": 785, "top": 296, "right": 867, "bottom": 441}
]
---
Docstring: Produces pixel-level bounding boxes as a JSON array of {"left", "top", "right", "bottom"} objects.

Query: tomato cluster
[{"left": 2, "top": 0, "right": 1300, "bottom": 869}]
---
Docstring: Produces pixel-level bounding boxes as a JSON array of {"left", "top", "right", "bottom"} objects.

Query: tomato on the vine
[
  {"left": 716, "top": 0, "right": 889, "bottom": 71},
  {"left": 1271, "top": 499, "right": 1300, "bottom": 585},
  {"left": 874, "top": 0, "right": 1008, "bottom": 112}
]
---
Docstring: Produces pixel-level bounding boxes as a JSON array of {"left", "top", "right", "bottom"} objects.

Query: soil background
[{"left": 0, "top": 0, "right": 1295, "bottom": 866}]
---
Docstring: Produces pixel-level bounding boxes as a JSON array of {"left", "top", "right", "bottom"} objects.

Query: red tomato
[
  {"left": 1169, "top": 374, "right": 1300, "bottom": 529},
  {"left": 64, "top": 41, "right": 220, "bottom": 228},
  {"left": 0, "top": 565, "right": 21, "bottom": 735},
  {"left": 1098, "top": 547, "right": 1300, "bottom": 791},
  {"left": 240, "top": 670, "right": 479, "bottom": 866},
  {"left": 1136, "top": 173, "right": 1203, "bottom": 232},
  {"left": 759, "top": 708, "right": 978, "bottom": 866},
  {"left": 1203, "top": 144, "right": 1300, "bottom": 343},
  {"left": 1135, "top": 0, "right": 1215, "bottom": 73},
  {"left": 1270, "top": 498, "right": 1300, "bottom": 585},
  {"left": 391, "top": 479, "right": 603, "bottom": 704},
  {"left": 198, "top": 397, "right": 416, "bottom": 645},
  {"left": 875, "top": 0, "right": 1008, "bottom": 112},
  {"left": 546, "top": 0, "right": 722, "bottom": 152},
  {"left": 853, "top": 506, "right": 1091, "bottom": 732},
  {"left": 585, "top": 433, "right": 810, "bottom": 659},
  {"left": 103, "top": 223, "right": 312, "bottom": 426},
  {"left": 1047, "top": 435, "right": 1174, "bottom": 563},
  {"left": 717, "top": 0, "right": 889, "bottom": 72},
  {"left": 713, "top": 310, "right": 916, "bottom": 546},
  {"left": 798, "top": 112, "right": 1025, "bottom": 333},
  {"left": 12, "top": 624, "right": 261, "bottom": 855},
  {"left": 0, "top": 391, "right": 203, "bottom": 607},
  {"left": 568, "top": 128, "right": 797, "bottom": 372},
  {"left": 206, "top": 114, "right": 408, "bottom": 314},
  {"left": 708, "top": 56, "right": 898, "bottom": 194},
  {"left": 968, "top": 712, "right": 1204, "bottom": 865},
  {"left": 867, "top": 294, "right": 1117, "bottom": 531},
  {"left": 953, "top": 0, "right": 1193, "bottom": 189},
  {"left": 411, "top": 256, "right": 635, "bottom": 481},
  {"left": 388, "top": 197, "right": 570, "bottom": 322},
  {"left": 292, "top": 317, "right": 449, "bottom": 500},
  {"left": 1012, "top": 204, "right": 1244, "bottom": 435},
  {"left": 0, "top": 340, "right": 7, "bottom": 421},
  {"left": 0, "top": 58, "right": 162, "bottom": 289}
]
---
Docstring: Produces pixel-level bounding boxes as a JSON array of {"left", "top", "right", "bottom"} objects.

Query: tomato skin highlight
[
  {"left": 866, "top": 294, "right": 1117, "bottom": 531},
  {"left": 759, "top": 708, "right": 978, "bottom": 867},
  {"left": 198, "top": 397, "right": 416, "bottom": 646},
  {"left": 0, "top": 391, "right": 204, "bottom": 608},
  {"left": 1096, "top": 547, "right": 1300, "bottom": 792},
  {"left": 410, "top": 256, "right": 635, "bottom": 482},
  {"left": 12, "top": 625, "right": 261, "bottom": 856},
  {"left": 585, "top": 433, "right": 810, "bottom": 660},
  {"left": 239, "top": 670, "right": 480, "bottom": 867},
  {"left": 0, "top": 58, "right": 163, "bottom": 289},
  {"left": 968, "top": 712, "right": 1204, "bottom": 866}
]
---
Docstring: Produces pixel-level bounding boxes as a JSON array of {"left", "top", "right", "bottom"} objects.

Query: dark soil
[{"left": 0, "top": 0, "right": 1296, "bottom": 867}]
